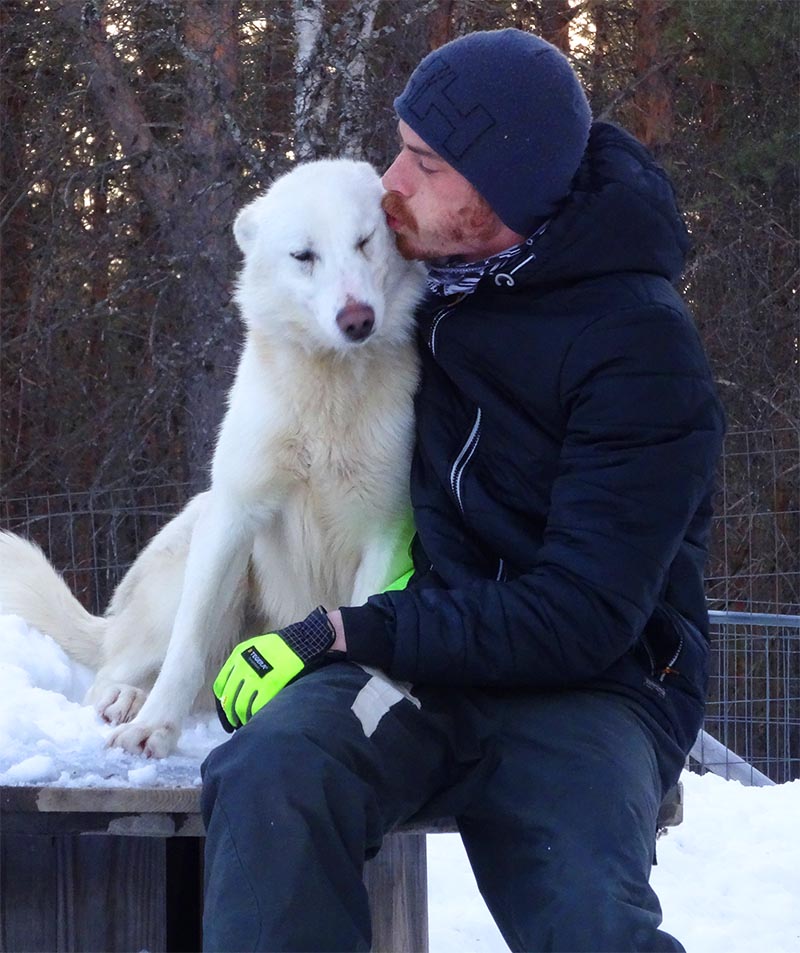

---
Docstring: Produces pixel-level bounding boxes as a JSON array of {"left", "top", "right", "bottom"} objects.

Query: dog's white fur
[{"left": 0, "top": 159, "right": 425, "bottom": 757}]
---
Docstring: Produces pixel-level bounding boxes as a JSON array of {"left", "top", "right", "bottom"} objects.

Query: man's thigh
[
  {"left": 202, "top": 661, "right": 492, "bottom": 842},
  {"left": 457, "top": 689, "right": 685, "bottom": 952}
]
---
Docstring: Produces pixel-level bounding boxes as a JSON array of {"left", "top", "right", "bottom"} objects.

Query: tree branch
[{"left": 55, "top": 0, "right": 177, "bottom": 213}]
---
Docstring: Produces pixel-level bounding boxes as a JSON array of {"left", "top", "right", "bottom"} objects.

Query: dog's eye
[
  {"left": 357, "top": 233, "right": 374, "bottom": 253},
  {"left": 291, "top": 250, "right": 316, "bottom": 264}
]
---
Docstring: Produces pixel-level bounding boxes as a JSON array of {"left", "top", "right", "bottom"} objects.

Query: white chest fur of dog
[{"left": 0, "top": 159, "right": 425, "bottom": 757}]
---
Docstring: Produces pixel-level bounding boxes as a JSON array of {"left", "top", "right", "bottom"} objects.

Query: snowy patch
[{"left": 0, "top": 613, "right": 227, "bottom": 787}]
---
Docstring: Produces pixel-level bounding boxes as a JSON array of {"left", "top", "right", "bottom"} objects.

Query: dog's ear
[{"left": 233, "top": 201, "right": 261, "bottom": 254}]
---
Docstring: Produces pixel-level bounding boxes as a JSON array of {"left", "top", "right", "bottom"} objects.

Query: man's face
[{"left": 381, "top": 120, "right": 510, "bottom": 263}]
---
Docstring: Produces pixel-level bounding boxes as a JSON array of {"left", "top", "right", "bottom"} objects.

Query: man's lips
[{"left": 381, "top": 191, "right": 415, "bottom": 234}]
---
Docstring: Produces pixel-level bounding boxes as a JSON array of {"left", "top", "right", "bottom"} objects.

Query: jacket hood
[{"left": 513, "top": 122, "right": 691, "bottom": 288}]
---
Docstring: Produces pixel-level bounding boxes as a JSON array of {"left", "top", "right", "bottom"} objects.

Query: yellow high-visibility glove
[
  {"left": 213, "top": 555, "right": 415, "bottom": 732},
  {"left": 213, "top": 607, "right": 338, "bottom": 732}
]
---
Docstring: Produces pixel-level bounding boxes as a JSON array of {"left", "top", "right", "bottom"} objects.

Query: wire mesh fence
[
  {"left": 706, "top": 426, "right": 799, "bottom": 615},
  {"left": 700, "top": 613, "right": 799, "bottom": 783},
  {"left": 0, "top": 484, "right": 193, "bottom": 614},
  {"left": 1, "top": 427, "right": 798, "bottom": 781}
]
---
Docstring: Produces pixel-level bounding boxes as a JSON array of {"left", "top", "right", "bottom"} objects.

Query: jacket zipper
[
  {"left": 428, "top": 292, "right": 479, "bottom": 516},
  {"left": 428, "top": 292, "right": 467, "bottom": 357},
  {"left": 641, "top": 607, "right": 685, "bottom": 680},
  {"left": 450, "top": 407, "right": 482, "bottom": 515},
  {"left": 496, "top": 557, "right": 506, "bottom": 581},
  {"left": 658, "top": 629, "right": 684, "bottom": 681},
  {"left": 658, "top": 604, "right": 687, "bottom": 680}
]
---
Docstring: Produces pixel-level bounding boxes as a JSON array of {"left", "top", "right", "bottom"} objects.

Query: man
[{"left": 202, "top": 29, "right": 725, "bottom": 952}]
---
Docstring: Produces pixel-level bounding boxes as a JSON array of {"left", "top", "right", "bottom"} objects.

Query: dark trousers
[{"left": 201, "top": 662, "right": 686, "bottom": 952}]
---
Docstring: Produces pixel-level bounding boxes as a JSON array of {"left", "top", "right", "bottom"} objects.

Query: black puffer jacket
[{"left": 342, "top": 122, "right": 725, "bottom": 751}]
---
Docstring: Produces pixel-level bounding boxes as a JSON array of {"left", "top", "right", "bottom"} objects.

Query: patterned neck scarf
[{"left": 426, "top": 221, "right": 549, "bottom": 297}]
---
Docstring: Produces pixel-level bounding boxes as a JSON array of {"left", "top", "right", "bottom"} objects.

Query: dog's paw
[
  {"left": 92, "top": 684, "right": 148, "bottom": 725},
  {"left": 107, "top": 721, "right": 179, "bottom": 759}
]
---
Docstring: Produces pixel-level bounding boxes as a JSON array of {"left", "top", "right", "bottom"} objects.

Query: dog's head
[{"left": 233, "top": 159, "right": 425, "bottom": 353}]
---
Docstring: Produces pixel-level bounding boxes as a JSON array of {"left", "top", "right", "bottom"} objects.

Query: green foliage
[{"left": 670, "top": 0, "right": 799, "bottom": 197}]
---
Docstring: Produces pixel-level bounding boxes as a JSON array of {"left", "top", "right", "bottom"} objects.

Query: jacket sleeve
[{"left": 340, "top": 306, "right": 725, "bottom": 688}]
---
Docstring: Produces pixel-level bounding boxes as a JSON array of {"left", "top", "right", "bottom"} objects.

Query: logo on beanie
[{"left": 404, "top": 57, "right": 495, "bottom": 160}]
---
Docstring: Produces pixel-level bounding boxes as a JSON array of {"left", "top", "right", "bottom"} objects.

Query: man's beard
[
  {"left": 381, "top": 190, "right": 501, "bottom": 262},
  {"left": 381, "top": 191, "right": 422, "bottom": 260}
]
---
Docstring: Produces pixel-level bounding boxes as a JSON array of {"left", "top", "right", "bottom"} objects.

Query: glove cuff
[{"left": 277, "top": 606, "right": 336, "bottom": 664}]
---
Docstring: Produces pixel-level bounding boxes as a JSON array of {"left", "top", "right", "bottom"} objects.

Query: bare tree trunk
[
  {"left": 589, "top": 0, "right": 608, "bottom": 106},
  {"left": 428, "top": 0, "right": 455, "bottom": 50},
  {"left": 53, "top": 0, "right": 244, "bottom": 489},
  {"left": 0, "top": 0, "right": 34, "bottom": 487},
  {"left": 177, "top": 0, "right": 243, "bottom": 483},
  {"left": 539, "top": 0, "right": 572, "bottom": 54},
  {"left": 631, "top": 0, "right": 675, "bottom": 150}
]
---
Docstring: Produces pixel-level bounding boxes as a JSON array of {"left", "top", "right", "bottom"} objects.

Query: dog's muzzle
[{"left": 336, "top": 302, "right": 375, "bottom": 343}]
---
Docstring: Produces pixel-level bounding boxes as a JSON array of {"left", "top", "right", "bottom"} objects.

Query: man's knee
[{"left": 204, "top": 714, "right": 331, "bottom": 805}]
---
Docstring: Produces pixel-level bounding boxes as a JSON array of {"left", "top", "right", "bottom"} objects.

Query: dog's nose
[{"left": 336, "top": 303, "right": 375, "bottom": 342}]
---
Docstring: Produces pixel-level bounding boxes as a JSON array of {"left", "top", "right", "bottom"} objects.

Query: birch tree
[{"left": 293, "top": 0, "right": 382, "bottom": 161}]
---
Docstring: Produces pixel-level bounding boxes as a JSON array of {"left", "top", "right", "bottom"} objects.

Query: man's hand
[{"left": 213, "top": 606, "right": 339, "bottom": 732}]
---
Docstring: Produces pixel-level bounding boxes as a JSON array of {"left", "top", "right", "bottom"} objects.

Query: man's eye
[
  {"left": 418, "top": 161, "right": 438, "bottom": 176},
  {"left": 291, "top": 250, "right": 316, "bottom": 263}
]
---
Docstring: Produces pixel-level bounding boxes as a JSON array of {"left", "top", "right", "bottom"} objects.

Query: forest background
[{"left": 1, "top": 0, "right": 798, "bottom": 621}]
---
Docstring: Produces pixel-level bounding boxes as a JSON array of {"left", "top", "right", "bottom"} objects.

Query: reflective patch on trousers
[{"left": 351, "top": 665, "right": 421, "bottom": 738}]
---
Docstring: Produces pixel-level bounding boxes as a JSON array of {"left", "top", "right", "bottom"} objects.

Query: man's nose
[{"left": 381, "top": 154, "right": 407, "bottom": 195}]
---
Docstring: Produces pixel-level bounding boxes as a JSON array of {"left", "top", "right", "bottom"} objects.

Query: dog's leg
[
  {"left": 87, "top": 496, "right": 203, "bottom": 725},
  {"left": 108, "top": 495, "right": 256, "bottom": 757},
  {"left": 88, "top": 624, "right": 169, "bottom": 724}
]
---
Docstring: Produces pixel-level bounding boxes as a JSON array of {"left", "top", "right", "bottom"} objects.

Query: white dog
[{"left": 0, "top": 159, "right": 425, "bottom": 758}]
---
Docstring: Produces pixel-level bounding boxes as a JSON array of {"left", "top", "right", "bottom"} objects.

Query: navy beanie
[{"left": 394, "top": 29, "right": 592, "bottom": 235}]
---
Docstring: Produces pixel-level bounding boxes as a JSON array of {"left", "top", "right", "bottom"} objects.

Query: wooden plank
[
  {"left": 1, "top": 833, "right": 60, "bottom": 951},
  {"left": 0, "top": 833, "right": 166, "bottom": 953},
  {"left": 365, "top": 832, "right": 428, "bottom": 953},
  {"left": 0, "top": 785, "right": 458, "bottom": 837},
  {"left": 1, "top": 786, "right": 203, "bottom": 837},
  {"left": 0, "top": 809, "right": 204, "bottom": 837},
  {"left": 71, "top": 836, "right": 166, "bottom": 952},
  {"left": 1, "top": 784, "right": 201, "bottom": 814},
  {"left": 3, "top": 780, "right": 684, "bottom": 832},
  {"left": 656, "top": 782, "right": 683, "bottom": 829}
]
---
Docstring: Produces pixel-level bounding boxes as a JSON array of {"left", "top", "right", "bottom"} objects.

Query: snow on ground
[{"left": 1, "top": 612, "right": 798, "bottom": 952}]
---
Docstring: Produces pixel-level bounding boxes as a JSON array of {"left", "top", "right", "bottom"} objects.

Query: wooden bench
[{"left": 0, "top": 782, "right": 682, "bottom": 952}]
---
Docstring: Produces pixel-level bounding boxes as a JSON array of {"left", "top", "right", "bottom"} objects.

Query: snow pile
[
  {"left": 651, "top": 771, "right": 800, "bottom": 952},
  {"left": 0, "top": 613, "right": 227, "bottom": 787},
  {"left": 1, "top": 612, "right": 798, "bottom": 951}
]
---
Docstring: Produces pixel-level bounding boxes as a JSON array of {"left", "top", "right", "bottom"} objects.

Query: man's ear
[{"left": 233, "top": 200, "right": 261, "bottom": 254}]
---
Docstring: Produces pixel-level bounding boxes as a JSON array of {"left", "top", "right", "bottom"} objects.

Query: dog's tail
[{"left": 0, "top": 531, "right": 105, "bottom": 667}]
